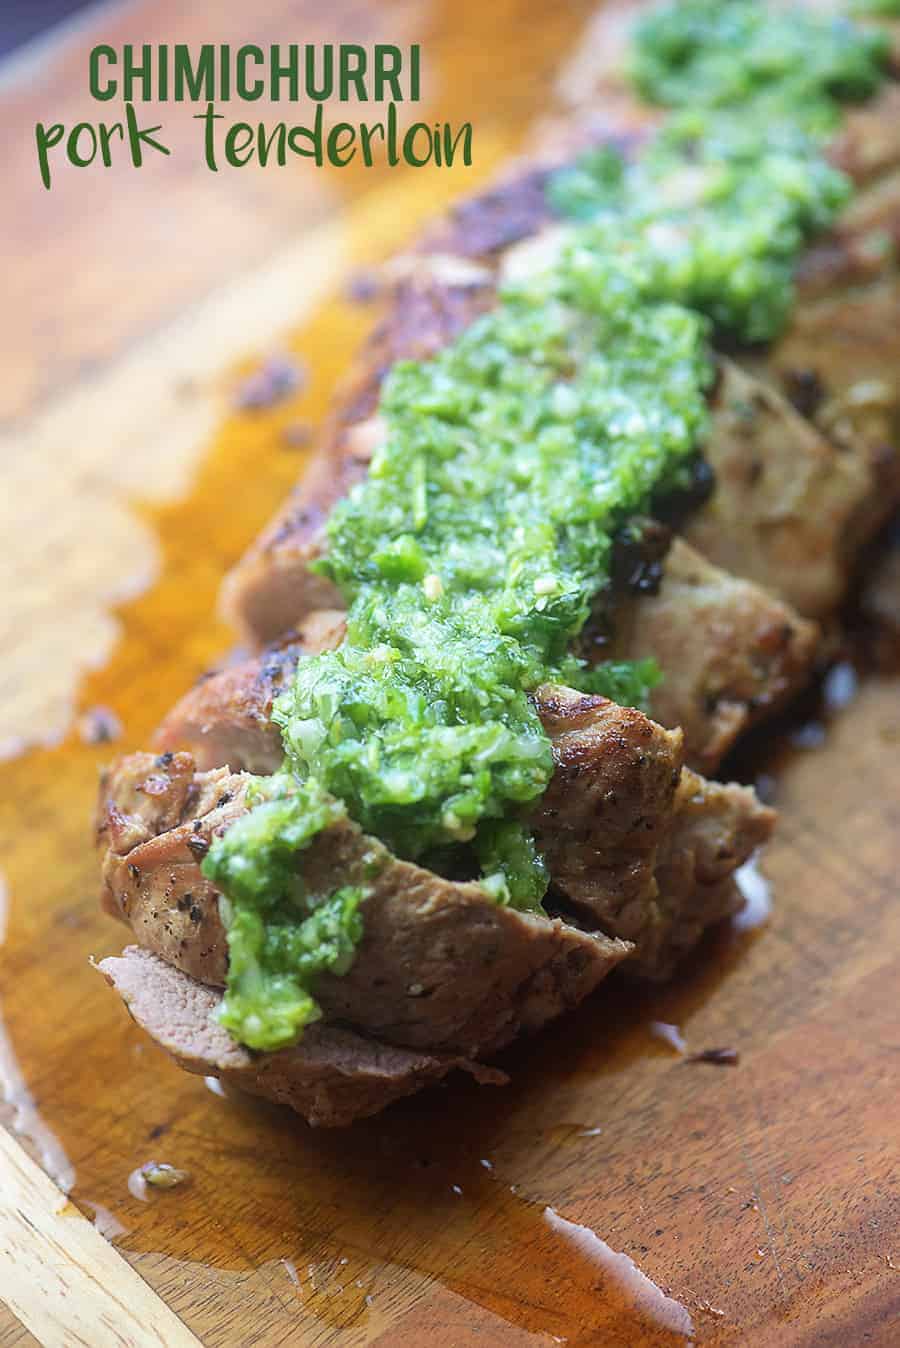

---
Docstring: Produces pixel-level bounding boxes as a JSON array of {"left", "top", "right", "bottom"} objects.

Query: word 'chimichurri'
[{"left": 204, "top": 0, "right": 891, "bottom": 1050}]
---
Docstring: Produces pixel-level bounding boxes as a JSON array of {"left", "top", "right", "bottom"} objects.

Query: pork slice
[
  {"left": 95, "top": 746, "right": 198, "bottom": 856},
  {"left": 607, "top": 537, "right": 819, "bottom": 773},
  {"left": 98, "top": 947, "right": 505, "bottom": 1127},
  {"left": 530, "top": 688, "right": 774, "bottom": 978},
  {"left": 109, "top": 671, "right": 770, "bottom": 989},
  {"left": 746, "top": 270, "right": 900, "bottom": 486},
  {"left": 97, "top": 752, "right": 246, "bottom": 981},
  {"left": 97, "top": 752, "right": 630, "bottom": 1058},
  {"left": 531, "top": 685, "right": 681, "bottom": 947},
  {"left": 684, "top": 359, "right": 874, "bottom": 617},
  {"left": 647, "top": 772, "right": 771, "bottom": 976}
]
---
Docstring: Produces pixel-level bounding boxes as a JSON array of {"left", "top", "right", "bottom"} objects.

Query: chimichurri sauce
[
  {"left": 549, "top": 0, "right": 889, "bottom": 341},
  {"left": 629, "top": 0, "right": 887, "bottom": 123},
  {"left": 204, "top": 0, "right": 891, "bottom": 1050}
]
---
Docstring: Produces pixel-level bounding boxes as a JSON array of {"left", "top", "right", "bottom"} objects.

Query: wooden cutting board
[{"left": 2, "top": 2, "right": 898, "bottom": 1344}]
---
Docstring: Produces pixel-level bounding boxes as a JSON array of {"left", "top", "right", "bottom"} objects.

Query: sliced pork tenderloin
[
  {"left": 154, "top": 659, "right": 773, "bottom": 983},
  {"left": 606, "top": 538, "right": 818, "bottom": 772},
  {"left": 122, "top": 676, "right": 773, "bottom": 985},
  {"left": 98, "top": 947, "right": 506, "bottom": 1127},
  {"left": 216, "top": 549, "right": 818, "bottom": 778},
  {"left": 684, "top": 361, "right": 874, "bottom": 617},
  {"left": 531, "top": 688, "right": 773, "bottom": 977},
  {"left": 97, "top": 750, "right": 632, "bottom": 1058}
]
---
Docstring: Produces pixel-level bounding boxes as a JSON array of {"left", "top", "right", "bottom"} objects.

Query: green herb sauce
[
  {"left": 204, "top": 775, "right": 363, "bottom": 1049},
  {"left": 550, "top": 0, "right": 888, "bottom": 341},
  {"left": 283, "top": 264, "right": 710, "bottom": 868},
  {"left": 629, "top": 0, "right": 887, "bottom": 123},
  {"left": 204, "top": 0, "right": 890, "bottom": 1050}
]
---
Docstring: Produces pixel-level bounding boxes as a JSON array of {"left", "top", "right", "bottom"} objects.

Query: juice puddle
[
  {"left": 120, "top": 1129, "right": 699, "bottom": 1345},
  {"left": 544, "top": 1207, "right": 694, "bottom": 1339},
  {"left": 0, "top": 1007, "right": 76, "bottom": 1193}
]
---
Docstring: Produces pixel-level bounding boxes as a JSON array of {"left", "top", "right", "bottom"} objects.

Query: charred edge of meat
[
  {"left": 651, "top": 454, "right": 717, "bottom": 532},
  {"left": 612, "top": 516, "right": 675, "bottom": 598},
  {"left": 572, "top": 517, "right": 674, "bottom": 661}
]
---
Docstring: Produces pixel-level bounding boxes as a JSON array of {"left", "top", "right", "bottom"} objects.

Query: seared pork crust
[
  {"left": 219, "top": 263, "right": 496, "bottom": 641},
  {"left": 531, "top": 688, "right": 772, "bottom": 977},
  {"left": 417, "top": 166, "right": 555, "bottom": 259},
  {"left": 152, "top": 612, "right": 347, "bottom": 775},
  {"left": 153, "top": 621, "right": 341, "bottom": 774}
]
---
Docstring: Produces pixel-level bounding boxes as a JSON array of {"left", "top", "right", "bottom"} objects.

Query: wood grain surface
[
  {"left": 1, "top": 1, "right": 898, "bottom": 1345},
  {"left": 0, "top": 1127, "right": 203, "bottom": 1346}
]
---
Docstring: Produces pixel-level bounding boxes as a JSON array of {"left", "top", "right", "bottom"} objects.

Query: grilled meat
[
  {"left": 97, "top": 750, "right": 632, "bottom": 1063},
  {"left": 99, "top": 947, "right": 507, "bottom": 1128},
  {"left": 163, "top": 563, "right": 813, "bottom": 779},
  {"left": 98, "top": 699, "right": 769, "bottom": 1119}
]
